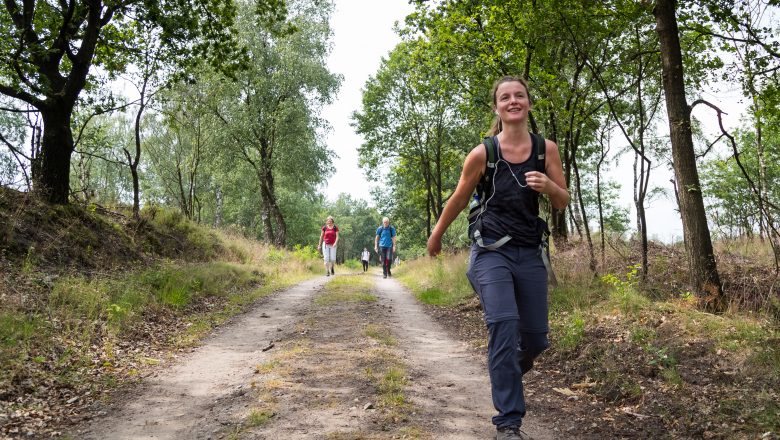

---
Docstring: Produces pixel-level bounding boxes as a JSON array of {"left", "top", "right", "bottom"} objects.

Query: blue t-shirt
[{"left": 376, "top": 225, "right": 396, "bottom": 248}]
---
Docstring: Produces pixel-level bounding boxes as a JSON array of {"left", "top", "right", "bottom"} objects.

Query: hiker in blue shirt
[
  {"left": 374, "top": 217, "right": 397, "bottom": 279},
  {"left": 427, "top": 76, "right": 569, "bottom": 440}
]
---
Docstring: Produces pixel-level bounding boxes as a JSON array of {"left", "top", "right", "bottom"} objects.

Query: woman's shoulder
[
  {"left": 469, "top": 141, "right": 488, "bottom": 159},
  {"left": 542, "top": 137, "right": 559, "bottom": 152}
]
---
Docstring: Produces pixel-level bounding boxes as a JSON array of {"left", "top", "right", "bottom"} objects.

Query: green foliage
[
  {"left": 293, "top": 244, "right": 319, "bottom": 261},
  {"left": 701, "top": 124, "right": 780, "bottom": 239},
  {"left": 0, "top": 0, "right": 287, "bottom": 204},
  {"left": 189, "top": 0, "right": 341, "bottom": 245},
  {"left": 353, "top": 38, "right": 478, "bottom": 251},
  {"left": 266, "top": 248, "right": 286, "bottom": 264},
  {"left": 343, "top": 259, "right": 361, "bottom": 270},
  {"left": 601, "top": 264, "right": 651, "bottom": 316},
  {"left": 552, "top": 311, "right": 586, "bottom": 352}
]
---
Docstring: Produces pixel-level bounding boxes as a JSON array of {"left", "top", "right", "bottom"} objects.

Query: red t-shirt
[{"left": 322, "top": 225, "right": 339, "bottom": 245}]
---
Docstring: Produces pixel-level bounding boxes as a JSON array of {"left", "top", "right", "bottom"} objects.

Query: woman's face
[
  {"left": 326, "top": 218, "right": 333, "bottom": 226},
  {"left": 494, "top": 81, "right": 530, "bottom": 124}
]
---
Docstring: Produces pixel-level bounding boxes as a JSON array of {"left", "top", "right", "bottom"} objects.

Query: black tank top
[{"left": 479, "top": 134, "right": 543, "bottom": 247}]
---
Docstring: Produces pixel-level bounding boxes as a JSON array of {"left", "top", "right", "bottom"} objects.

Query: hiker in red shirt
[{"left": 318, "top": 216, "right": 339, "bottom": 276}]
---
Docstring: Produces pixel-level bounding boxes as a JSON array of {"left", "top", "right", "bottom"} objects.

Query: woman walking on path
[
  {"left": 427, "top": 76, "right": 569, "bottom": 440},
  {"left": 375, "top": 217, "right": 397, "bottom": 279},
  {"left": 318, "top": 216, "right": 339, "bottom": 276},
  {"left": 361, "top": 247, "right": 370, "bottom": 272}
]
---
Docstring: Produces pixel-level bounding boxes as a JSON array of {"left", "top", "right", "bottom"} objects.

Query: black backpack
[{"left": 466, "top": 133, "right": 554, "bottom": 279}]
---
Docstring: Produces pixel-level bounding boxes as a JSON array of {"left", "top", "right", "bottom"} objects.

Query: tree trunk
[
  {"left": 129, "top": 75, "right": 151, "bottom": 220},
  {"left": 596, "top": 134, "right": 608, "bottom": 267},
  {"left": 260, "top": 162, "right": 286, "bottom": 246},
  {"left": 654, "top": 0, "right": 725, "bottom": 312},
  {"left": 573, "top": 155, "right": 596, "bottom": 274},
  {"left": 547, "top": 114, "right": 569, "bottom": 248},
  {"left": 215, "top": 186, "right": 223, "bottom": 228},
  {"left": 37, "top": 108, "right": 75, "bottom": 204},
  {"left": 634, "top": 151, "right": 650, "bottom": 281}
]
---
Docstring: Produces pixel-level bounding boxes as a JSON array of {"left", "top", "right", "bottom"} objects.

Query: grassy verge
[
  {"left": 394, "top": 253, "right": 472, "bottom": 306},
  {"left": 0, "top": 208, "right": 322, "bottom": 438}
]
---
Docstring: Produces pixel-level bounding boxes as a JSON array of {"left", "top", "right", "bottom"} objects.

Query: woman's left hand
[{"left": 524, "top": 171, "right": 553, "bottom": 194}]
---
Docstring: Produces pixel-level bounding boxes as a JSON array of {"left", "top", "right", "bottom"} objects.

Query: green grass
[
  {"left": 551, "top": 310, "right": 585, "bottom": 352},
  {"left": 364, "top": 324, "right": 397, "bottom": 346},
  {"left": 629, "top": 325, "right": 656, "bottom": 345},
  {"left": 365, "top": 359, "right": 410, "bottom": 411},
  {"left": 0, "top": 311, "right": 45, "bottom": 349},
  {"left": 45, "top": 261, "right": 263, "bottom": 337},
  {"left": 342, "top": 258, "right": 362, "bottom": 270},
  {"left": 395, "top": 253, "right": 473, "bottom": 306},
  {"left": 601, "top": 268, "right": 652, "bottom": 316},
  {"left": 315, "top": 276, "right": 376, "bottom": 305},
  {"left": 377, "top": 366, "right": 408, "bottom": 407},
  {"left": 549, "top": 283, "right": 606, "bottom": 314},
  {"left": 245, "top": 409, "right": 275, "bottom": 427}
]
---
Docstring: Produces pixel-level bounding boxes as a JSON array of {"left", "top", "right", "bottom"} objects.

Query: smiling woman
[{"left": 427, "top": 75, "right": 569, "bottom": 440}]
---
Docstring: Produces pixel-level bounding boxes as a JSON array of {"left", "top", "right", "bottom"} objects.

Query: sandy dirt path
[
  {"left": 69, "top": 272, "right": 556, "bottom": 440},
  {"left": 70, "top": 277, "right": 329, "bottom": 440}
]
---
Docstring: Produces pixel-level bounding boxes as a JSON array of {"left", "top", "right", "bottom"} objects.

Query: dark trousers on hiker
[
  {"left": 466, "top": 242, "right": 549, "bottom": 429},
  {"left": 380, "top": 246, "right": 393, "bottom": 276},
  {"left": 362, "top": 259, "right": 369, "bottom": 271}
]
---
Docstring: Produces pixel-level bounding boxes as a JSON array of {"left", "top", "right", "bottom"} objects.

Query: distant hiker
[
  {"left": 374, "top": 217, "right": 396, "bottom": 279},
  {"left": 426, "top": 76, "right": 569, "bottom": 440},
  {"left": 318, "top": 216, "right": 339, "bottom": 276},
  {"left": 361, "top": 247, "right": 370, "bottom": 272}
]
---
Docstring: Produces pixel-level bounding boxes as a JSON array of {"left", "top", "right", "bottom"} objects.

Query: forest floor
[{"left": 61, "top": 272, "right": 557, "bottom": 440}]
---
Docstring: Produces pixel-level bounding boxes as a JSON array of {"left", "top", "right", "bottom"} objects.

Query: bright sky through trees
[{"left": 321, "top": 0, "right": 415, "bottom": 203}]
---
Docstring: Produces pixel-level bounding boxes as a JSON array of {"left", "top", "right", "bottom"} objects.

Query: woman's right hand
[{"left": 427, "top": 235, "right": 442, "bottom": 257}]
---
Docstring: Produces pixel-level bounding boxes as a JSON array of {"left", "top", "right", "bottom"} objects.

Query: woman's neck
[{"left": 499, "top": 123, "right": 530, "bottom": 144}]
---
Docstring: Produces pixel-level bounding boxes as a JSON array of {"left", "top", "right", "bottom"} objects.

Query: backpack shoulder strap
[
  {"left": 481, "top": 136, "right": 499, "bottom": 190},
  {"left": 532, "top": 133, "right": 546, "bottom": 174},
  {"left": 483, "top": 136, "right": 498, "bottom": 169}
]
